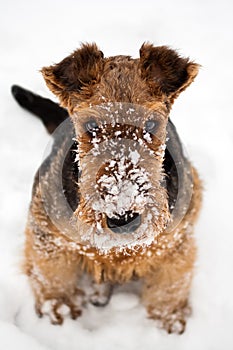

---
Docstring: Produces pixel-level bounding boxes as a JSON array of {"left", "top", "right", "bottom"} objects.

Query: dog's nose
[{"left": 106, "top": 211, "right": 141, "bottom": 234}]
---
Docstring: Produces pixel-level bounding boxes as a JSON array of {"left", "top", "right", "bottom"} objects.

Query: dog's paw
[
  {"left": 160, "top": 311, "right": 188, "bottom": 334},
  {"left": 35, "top": 291, "right": 84, "bottom": 324},
  {"left": 150, "top": 303, "right": 191, "bottom": 334},
  {"left": 89, "top": 282, "right": 113, "bottom": 307}
]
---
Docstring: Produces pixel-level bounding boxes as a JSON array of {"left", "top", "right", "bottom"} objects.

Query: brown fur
[{"left": 25, "top": 43, "right": 202, "bottom": 333}]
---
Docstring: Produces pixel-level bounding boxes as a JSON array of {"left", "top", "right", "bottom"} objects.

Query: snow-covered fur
[{"left": 22, "top": 43, "right": 202, "bottom": 334}]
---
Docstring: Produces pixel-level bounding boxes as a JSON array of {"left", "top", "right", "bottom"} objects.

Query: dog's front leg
[
  {"left": 142, "top": 238, "right": 196, "bottom": 334},
  {"left": 24, "top": 226, "right": 85, "bottom": 325}
]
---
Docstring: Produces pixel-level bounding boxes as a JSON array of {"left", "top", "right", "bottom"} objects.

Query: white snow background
[{"left": 1, "top": 0, "right": 233, "bottom": 349}]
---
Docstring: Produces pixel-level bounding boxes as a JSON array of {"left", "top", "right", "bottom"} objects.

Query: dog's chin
[{"left": 79, "top": 210, "right": 169, "bottom": 254}]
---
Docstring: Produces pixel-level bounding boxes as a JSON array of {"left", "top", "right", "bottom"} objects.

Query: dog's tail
[{"left": 11, "top": 85, "right": 68, "bottom": 134}]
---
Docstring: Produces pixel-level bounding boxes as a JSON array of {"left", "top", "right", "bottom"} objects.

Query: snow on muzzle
[{"left": 84, "top": 134, "right": 156, "bottom": 229}]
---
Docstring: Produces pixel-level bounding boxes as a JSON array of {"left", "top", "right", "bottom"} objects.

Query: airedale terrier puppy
[{"left": 12, "top": 43, "right": 202, "bottom": 334}]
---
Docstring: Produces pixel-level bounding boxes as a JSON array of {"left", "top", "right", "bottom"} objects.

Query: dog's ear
[
  {"left": 41, "top": 43, "right": 104, "bottom": 109},
  {"left": 139, "top": 43, "right": 200, "bottom": 104}
]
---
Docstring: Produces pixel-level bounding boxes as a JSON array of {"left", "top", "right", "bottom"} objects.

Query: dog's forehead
[
  {"left": 73, "top": 102, "right": 167, "bottom": 127},
  {"left": 104, "top": 55, "right": 133, "bottom": 64}
]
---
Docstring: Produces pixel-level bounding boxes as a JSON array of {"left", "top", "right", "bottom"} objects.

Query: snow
[
  {"left": 1, "top": 0, "right": 233, "bottom": 349},
  {"left": 143, "top": 131, "right": 152, "bottom": 143},
  {"left": 93, "top": 153, "right": 152, "bottom": 218}
]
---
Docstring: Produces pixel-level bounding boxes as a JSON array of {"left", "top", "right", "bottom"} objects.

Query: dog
[{"left": 12, "top": 43, "right": 202, "bottom": 334}]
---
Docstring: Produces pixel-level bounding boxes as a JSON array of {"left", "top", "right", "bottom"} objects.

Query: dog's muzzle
[{"left": 106, "top": 211, "right": 141, "bottom": 234}]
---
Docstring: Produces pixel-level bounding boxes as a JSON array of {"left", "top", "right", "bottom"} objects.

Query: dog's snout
[{"left": 106, "top": 211, "right": 141, "bottom": 234}]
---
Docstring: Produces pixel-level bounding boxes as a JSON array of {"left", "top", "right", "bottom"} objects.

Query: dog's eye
[
  {"left": 85, "top": 120, "right": 99, "bottom": 134},
  {"left": 145, "top": 120, "right": 157, "bottom": 133}
]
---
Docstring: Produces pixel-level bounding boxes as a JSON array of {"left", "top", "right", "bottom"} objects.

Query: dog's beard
[
  {"left": 91, "top": 192, "right": 169, "bottom": 254},
  {"left": 75, "top": 191, "right": 169, "bottom": 254}
]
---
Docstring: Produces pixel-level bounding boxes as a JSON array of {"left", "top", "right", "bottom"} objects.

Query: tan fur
[{"left": 25, "top": 43, "right": 202, "bottom": 333}]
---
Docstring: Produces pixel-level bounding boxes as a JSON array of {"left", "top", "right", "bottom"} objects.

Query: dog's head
[{"left": 41, "top": 43, "right": 199, "bottom": 252}]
